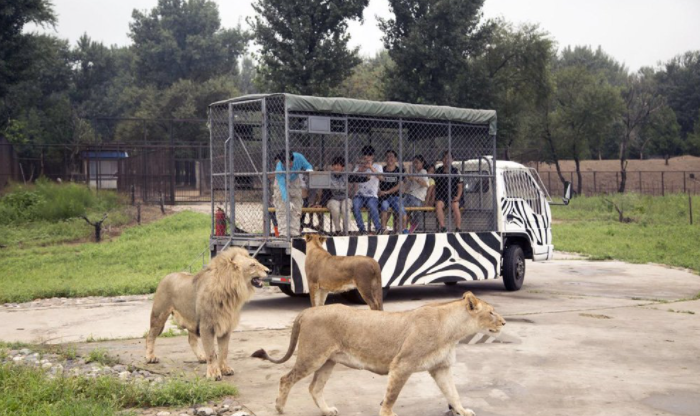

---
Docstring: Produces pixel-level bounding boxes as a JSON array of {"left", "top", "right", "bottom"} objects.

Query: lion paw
[
  {"left": 275, "top": 403, "right": 285, "bottom": 414},
  {"left": 452, "top": 408, "right": 475, "bottom": 416},
  {"left": 220, "top": 365, "right": 235, "bottom": 376},
  {"left": 322, "top": 407, "right": 339, "bottom": 416},
  {"left": 146, "top": 356, "right": 159, "bottom": 364},
  {"left": 206, "top": 366, "right": 222, "bottom": 381},
  {"left": 197, "top": 355, "right": 207, "bottom": 364}
]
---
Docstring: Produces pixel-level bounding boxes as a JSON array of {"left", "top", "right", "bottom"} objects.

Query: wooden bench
[{"left": 267, "top": 206, "right": 438, "bottom": 233}]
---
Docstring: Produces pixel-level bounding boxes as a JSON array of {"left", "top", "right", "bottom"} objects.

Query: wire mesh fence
[
  {"left": 539, "top": 170, "right": 700, "bottom": 197},
  {"left": 209, "top": 94, "right": 498, "bottom": 241}
]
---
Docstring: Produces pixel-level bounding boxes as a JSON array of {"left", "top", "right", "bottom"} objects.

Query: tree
[
  {"left": 656, "top": 51, "right": 700, "bottom": 139},
  {"left": 475, "top": 21, "right": 554, "bottom": 159},
  {"left": 333, "top": 50, "right": 391, "bottom": 101},
  {"left": 0, "top": 0, "right": 56, "bottom": 127},
  {"left": 379, "top": 0, "right": 492, "bottom": 106},
  {"left": 129, "top": 0, "right": 249, "bottom": 88},
  {"left": 550, "top": 66, "right": 621, "bottom": 194},
  {"left": 636, "top": 105, "right": 681, "bottom": 163},
  {"left": 235, "top": 54, "right": 258, "bottom": 95},
  {"left": 618, "top": 69, "right": 664, "bottom": 192},
  {"left": 685, "top": 109, "right": 700, "bottom": 156},
  {"left": 249, "top": 0, "right": 368, "bottom": 95}
]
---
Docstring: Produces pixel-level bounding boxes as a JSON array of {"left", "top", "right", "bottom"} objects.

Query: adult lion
[
  {"left": 253, "top": 292, "right": 505, "bottom": 416},
  {"left": 146, "top": 247, "right": 269, "bottom": 380},
  {"left": 304, "top": 234, "right": 383, "bottom": 310}
]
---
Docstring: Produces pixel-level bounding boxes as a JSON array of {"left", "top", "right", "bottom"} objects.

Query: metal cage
[{"left": 209, "top": 94, "right": 497, "bottom": 253}]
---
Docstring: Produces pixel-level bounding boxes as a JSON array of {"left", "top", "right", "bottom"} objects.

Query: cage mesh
[{"left": 209, "top": 95, "right": 497, "bottom": 240}]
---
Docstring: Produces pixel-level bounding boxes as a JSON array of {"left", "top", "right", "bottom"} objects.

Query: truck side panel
[{"left": 290, "top": 232, "right": 502, "bottom": 294}]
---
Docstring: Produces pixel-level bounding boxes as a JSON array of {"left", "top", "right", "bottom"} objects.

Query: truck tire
[
  {"left": 278, "top": 284, "right": 307, "bottom": 297},
  {"left": 341, "top": 287, "right": 390, "bottom": 304},
  {"left": 503, "top": 244, "right": 525, "bottom": 291}
]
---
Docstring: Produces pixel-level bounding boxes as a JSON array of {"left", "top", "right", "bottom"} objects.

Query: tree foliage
[
  {"left": 129, "top": 0, "right": 249, "bottom": 88},
  {"left": 380, "top": 0, "right": 492, "bottom": 105},
  {"left": 249, "top": 0, "right": 368, "bottom": 95}
]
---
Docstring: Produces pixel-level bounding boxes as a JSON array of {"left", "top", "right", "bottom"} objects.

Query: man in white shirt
[
  {"left": 402, "top": 154, "right": 429, "bottom": 233},
  {"left": 351, "top": 145, "right": 384, "bottom": 234}
]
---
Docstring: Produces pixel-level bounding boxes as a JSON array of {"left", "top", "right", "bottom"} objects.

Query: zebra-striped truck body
[{"left": 272, "top": 158, "right": 563, "bottom": 294}]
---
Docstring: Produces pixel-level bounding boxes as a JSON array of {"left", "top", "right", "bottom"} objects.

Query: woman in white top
[{"left": 402, "top": 155, "right": 429, "bottom": 233}]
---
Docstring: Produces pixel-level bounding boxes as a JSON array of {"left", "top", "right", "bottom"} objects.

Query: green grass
[
  {"left": 0, "top": 363, "right": 236, "bottom": 416},
  {"left": 0, "top": 211, "right": 210, "bottom": 303},
  {"left": 552, "top": 194, "right": 700, "bottom": 273},
  {"left": 85, "top": 348, "right": 118, "bottom": 366},
  {"left": 0, "top": 179, "right": 131, "bottom": 248}
]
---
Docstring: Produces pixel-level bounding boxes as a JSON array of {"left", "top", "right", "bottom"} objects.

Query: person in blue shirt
[{"left": 273, "top": 151, "right": 314, "bottom": 237}]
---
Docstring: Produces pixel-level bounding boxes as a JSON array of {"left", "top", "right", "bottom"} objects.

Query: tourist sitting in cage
[
  {"left": 424, "top": 163, "right": 437, "bottom": 207},
  {"left": 351, "top": 145, "right": 384, "bottom": 235},
  {"left": 321, "top": 156, "right": 356, "bottom": 235},
  {"left": 378, "top": 150, "right": 405, "bottom": 233},
  {"left": 434, "top": 151, "right": 464, "bottom": 233},
  {"left": 274, "top": 151, "right": 314, "bottom": 237},
  {"left": 402, "top": 154, "right": 429, "bottom": 233}
]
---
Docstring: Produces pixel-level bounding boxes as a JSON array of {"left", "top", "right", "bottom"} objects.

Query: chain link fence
[{"left": 209, "top": 94, "right": 498, "bottom": 241}]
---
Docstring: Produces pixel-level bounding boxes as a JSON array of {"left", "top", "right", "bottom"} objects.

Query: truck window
[{"left": 503, "top": 170, "right": 543, "bottom": 215}]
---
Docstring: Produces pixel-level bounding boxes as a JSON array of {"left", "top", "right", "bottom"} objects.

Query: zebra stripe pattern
[
  {"left": 290, "top": 232, "right": 502, "bottom": 294},
  {"left": 501, "top": 198, "right": 551, "bottom": 246}
]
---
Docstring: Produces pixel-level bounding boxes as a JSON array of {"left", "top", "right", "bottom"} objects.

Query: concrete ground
[{"left": 2, "top": 258, "right": 700, "bottom": 416}]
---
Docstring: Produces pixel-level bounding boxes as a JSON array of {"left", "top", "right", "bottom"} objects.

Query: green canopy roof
[{"left": 211, "top": 93, "right": 497, "bottom": 135}]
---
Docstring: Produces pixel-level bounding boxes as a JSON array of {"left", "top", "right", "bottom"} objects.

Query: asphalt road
[{"left": 3, "top": 257, "right": 698, "bottom": 416}]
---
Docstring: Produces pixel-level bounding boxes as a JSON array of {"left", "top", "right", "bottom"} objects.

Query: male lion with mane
[
  {"left": 146, "top": 247, "right": 269, "bottom": 380},
  {"left": 252, "top": 291, "right": 505, "bottom": 416}
]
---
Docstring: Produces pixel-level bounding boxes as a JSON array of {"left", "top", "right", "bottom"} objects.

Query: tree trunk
[
  {"left": 665, "top": 155, "right": 670, "bottom": 166},
  {"left": 618, "top": 133, "right": 630, "bottom": 193},
  {"left": 574, "top": 157, "right": 583, "bottom": 195},
  {"left": 544, "top": 127, "right": 567, "bottom": 186}
]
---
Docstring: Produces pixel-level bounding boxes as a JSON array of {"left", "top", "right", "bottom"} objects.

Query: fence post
[
  {"left": 662, "top": 172, "right": 665, "bottom": 197},
  {"left": 548, "top": 171, "right": 551, "bottom": 193},
  {"left": 690, "top": 195, "right": 693, "bottom": 225},
  {"left": 639, "top": 171, "right": 642, "bottom": 194},
  {"left": 169, "top": 121, "right": 176, "bottom": 205},
  {"left": 593, "top": 171, "right": 597, "bottom": 194},
  {"left": 616, "top": 172, "right": 619, "bottom": 192},
  {"left": 684, "top": 172, "right": 687, "bottom": 193}
]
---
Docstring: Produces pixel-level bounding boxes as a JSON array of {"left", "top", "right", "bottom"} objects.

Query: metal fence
[
  {"left": 209, "top": 95, "right": 498, "bottom": 241},
  {"left": 0, "top": 141, "right": 211, "bottom": 204},
  {"left": 539, "top": 170, "right": 700, "bottom": 196}
]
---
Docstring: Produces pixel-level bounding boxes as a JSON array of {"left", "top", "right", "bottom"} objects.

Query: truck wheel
[
  {"left": 341, "top": 287, "right": 390, "bottom": 304},
  {"left": 503, "top": 244, "right": 525, "bottom": 291},
  {"left": 278, "top": 285, "right": 307, "bottom": 297}
]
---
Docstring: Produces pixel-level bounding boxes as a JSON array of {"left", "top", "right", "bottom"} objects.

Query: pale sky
[{"left": 26, "top": 0, "right": 700, "bottom": 71}]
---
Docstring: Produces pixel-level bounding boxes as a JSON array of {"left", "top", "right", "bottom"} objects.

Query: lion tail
[{"left": 251, "top": 311, "right": 304, "bottom": 364}]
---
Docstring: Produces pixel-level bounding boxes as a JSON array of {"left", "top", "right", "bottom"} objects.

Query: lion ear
[
  {"left": 304, "top": 234, "right": 313, "bottom": 243},
  {"left": 463, "top": 291, "right": 481, "bottom": 312},
  {"left": 319, "top": 236, "right": 327, "bottom": 244},
  {"left": 229, "top": 259, "right": 240, "bottom": 271}
]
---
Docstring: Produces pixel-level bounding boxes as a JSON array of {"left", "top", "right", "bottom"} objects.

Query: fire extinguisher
[{"left": 215, "top": 207, "right": 227, "bottom": 236}]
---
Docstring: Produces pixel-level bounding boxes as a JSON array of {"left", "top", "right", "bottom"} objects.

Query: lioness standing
[
  {"left": 253, "top": 291, "right": 505, "bottom": 416},
  {"left": 304, "top": 234, "right": 383, "bottom": 310},
  {"left": 146, "top": 247, "right": 269, "bottom": 380}
]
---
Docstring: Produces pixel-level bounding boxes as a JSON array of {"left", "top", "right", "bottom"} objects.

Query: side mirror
[{"left": 562, "top": 181, "right": 572, "bottom": 205}]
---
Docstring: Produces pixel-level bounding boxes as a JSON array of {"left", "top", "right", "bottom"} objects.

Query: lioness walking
[
  {"left": 304, "top": 234, "right": 383, "bottom": 310},
  {"left": 252, "top": 291, "right": 505, "bottom": 416},
  {"left": 146, "top": 247, "right": 269, "bottom": 380}
]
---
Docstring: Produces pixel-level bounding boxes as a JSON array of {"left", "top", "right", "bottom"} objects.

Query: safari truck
[{"left": 207, "top": 93, "right": 570, "bottom": 301}]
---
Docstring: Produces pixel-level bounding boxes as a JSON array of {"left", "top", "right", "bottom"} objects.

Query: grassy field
[
  {"left": 0, "top": 363, "right": 235, "bottom": 416},
  {"left": 551, "top": 194, "right": 700, "bottom": 273},
  {"left": 0, "top": 211, "right": 210, "bottom": 303}
]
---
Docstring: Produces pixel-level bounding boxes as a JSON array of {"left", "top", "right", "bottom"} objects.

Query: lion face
[
  {"left": 304, "top": 234, "right": 326, "bottom": 248},
  {"left": 235, "top": 256, "right": 270, "bottom": 288},
  {"left": 463, "top": 291, "right": 506, "bottom": 334}
]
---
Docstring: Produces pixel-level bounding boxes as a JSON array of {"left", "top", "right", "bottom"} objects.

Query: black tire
[
  {"left": 278, "top": 284, "right": 307, "bottom": 297},
  {"left": 444, "top": 281, "right": 458, "bottom": 286},
  {"left": 341, "top": 287, "right": 390, "bottom": 304},
  {"left": 503, "top": 244, "right": 525, "bottom": 291}
]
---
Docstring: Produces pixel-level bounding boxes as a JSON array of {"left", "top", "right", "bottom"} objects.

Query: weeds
[
  {"left": 85, "top": 348, "right": 118, "bottom": 366},
  {"left": 0, "top": 363, "right": 236, "bottom": 415}
]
